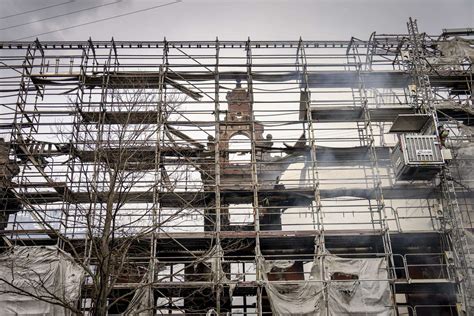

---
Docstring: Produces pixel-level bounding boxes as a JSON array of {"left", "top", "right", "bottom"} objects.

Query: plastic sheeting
[
  {"left": 466, "top": 229, "right": 474, "bottom": 313},
  {"left": 0, "top": 246, "right": 84, "bottom": 316},
  {"left": 263, "top": 262, "right": 323, "bottom": 316},
  {"left": 124, "top": 265, "right": 154, "bottom": 316},
  {"left": 125, "top": 245, "right": 230, "bottom": 315},
  {"left": 428, "top": 37, "right": 474, "bottom": 71},
  {"left": 324, "top": 256, "right": 393, "bottom": 316},
  {"left": 456, "top": 144, "right": 474, "bottom": 185},
  {"left": 261, "top": 255, "right": 394, "bottom": 316},
  {"left": 438, "top": 37, "right": 474, "bottom": 61}
]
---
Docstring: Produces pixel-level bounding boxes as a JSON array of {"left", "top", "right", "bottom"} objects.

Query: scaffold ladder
[{"left": 408, "top": 17, "right": 473, "bottom": 315}]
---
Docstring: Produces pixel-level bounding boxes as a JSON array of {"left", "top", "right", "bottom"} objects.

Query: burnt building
[{"left": 0, "top": 18, "right": 472, "bottom": 315}]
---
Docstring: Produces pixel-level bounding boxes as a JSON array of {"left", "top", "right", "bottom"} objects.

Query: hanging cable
[
  {"left": 0, "top": 0, "right": 122, "bottom": 31},
  {"left": 12, "top": 0, "right": 183, "bottom": 41},
  {"left": 0, "top": 0, "right": 75, "bottom": 19}
]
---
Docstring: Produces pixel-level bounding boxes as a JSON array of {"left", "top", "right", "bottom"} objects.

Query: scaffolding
[{"left": 0, "top": 19, "right": 473, "bottom": 315}]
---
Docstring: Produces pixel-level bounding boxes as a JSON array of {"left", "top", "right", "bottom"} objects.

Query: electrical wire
[
  {"left": 0, "top": 0, "right": 122, "bottom": 31},
  {"left": 0, "top": 61, "right": 23, "bottom": 74},
  {"left": 0, "top": 0, "right": 75, "bottom": 19},
  {"left": 12, "top": 0, "right": 183, "bottom": 41}
]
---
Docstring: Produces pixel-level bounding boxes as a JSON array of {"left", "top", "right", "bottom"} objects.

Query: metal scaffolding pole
[{"left": 0, "top": 24, "right": 471, "bottom": 314}]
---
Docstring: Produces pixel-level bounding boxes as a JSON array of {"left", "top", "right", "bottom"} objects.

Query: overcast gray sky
[{"left": 0, "top": 0, "right": 472, "bottom": 41}]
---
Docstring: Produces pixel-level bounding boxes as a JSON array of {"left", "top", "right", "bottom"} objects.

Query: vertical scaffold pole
[
  {"left": 298, "top": 37, "right": 327, "bottom": 313},
  {"left": 350, "top": 33, "right": 397, "bottom": 313}
]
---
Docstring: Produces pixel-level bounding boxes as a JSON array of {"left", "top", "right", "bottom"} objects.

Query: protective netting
[{"left": 0, "top": 246, "right": 84, "bottom": 316}]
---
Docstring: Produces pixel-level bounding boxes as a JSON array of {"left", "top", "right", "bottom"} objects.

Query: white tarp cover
[
  {"left": 124, "top": 266, "right": 153, "bottom": 316},
  {"left": 438, "top": 37, "right": 474, "bottom": 61},
  {"left": 465, "top": 229, "right": 474, "bottom": 313},
  {"left": 126, "top": 245, "right": 230, "bottom": 315},
  {"left": 456, "top": 144, "right": 474, "bottom": 185},
  {"left": 427, "top": 37, "right": 474, "bottom": 71},
  {"left": 262, "top": 255, "right": 394, "bottom": 316},
  {"left": 0, "top": 246, "right": 84, "bottom": 316}
]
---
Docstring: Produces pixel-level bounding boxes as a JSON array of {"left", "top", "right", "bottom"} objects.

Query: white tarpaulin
[
  {"left": 261, "top": 255, "right": 394, "bottom": 316},
  {"left": 465, "top": 229, "right": 474, "bottom": 313},
  {"left": 0, "top": 246, "right": 85, "bottom": 316},
  {"left": 426, "top": 37, "right": 474, "bottom": 71},
  {"left": 324, "top": 256, "right": 393, "bottom": 316},
  {"left": 126, "top": 245, "right": 230, "bottom": 315},
  {"left": 438, "top": 37, "right": 474, "bottom": 61}
]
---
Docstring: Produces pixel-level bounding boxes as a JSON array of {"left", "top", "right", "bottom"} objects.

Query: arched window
[{"left": 228, "top": 134, "right": 251, "bottom": 163}]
